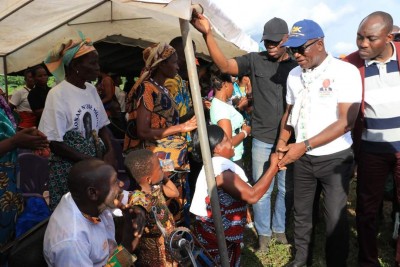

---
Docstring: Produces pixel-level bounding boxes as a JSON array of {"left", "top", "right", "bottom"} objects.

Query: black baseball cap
[{"left": 261, "top": 17, "right": 289, "bottom": 42}]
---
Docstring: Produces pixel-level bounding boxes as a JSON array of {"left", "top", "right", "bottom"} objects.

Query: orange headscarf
[{"left": 44, "top": 32, "right": 96, "bottom": 83}]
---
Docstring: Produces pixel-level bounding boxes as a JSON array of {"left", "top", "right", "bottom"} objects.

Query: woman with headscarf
[
  {"left": 39, "top": 32, "right": 115, "bottom": 210},
  {"left": 124, "top": 43, "right": 197, "bottom": 170},
  {"left": 0, "top": 95, "right": 48, "bottom": 249}
]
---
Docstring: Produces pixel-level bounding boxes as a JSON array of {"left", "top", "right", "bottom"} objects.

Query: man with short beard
[{"left": 344, "top": 11, "right": 400, "bottom": 266}]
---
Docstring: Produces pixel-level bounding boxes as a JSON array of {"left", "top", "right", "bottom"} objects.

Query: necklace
[{"left": 150, "top": 78, "right": 169, "bottom": 95}]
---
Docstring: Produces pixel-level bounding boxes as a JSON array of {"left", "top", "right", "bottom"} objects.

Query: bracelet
[
  {"left": 240, "top": 129, "right": 248, "bottom": 139},
  {"left": 304, "top": 139, "right": 313, "bottom": 152}
]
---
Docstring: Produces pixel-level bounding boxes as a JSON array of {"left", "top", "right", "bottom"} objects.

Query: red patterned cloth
[{"left": 193, "top": 188, "right": 247, "bottom": 267}]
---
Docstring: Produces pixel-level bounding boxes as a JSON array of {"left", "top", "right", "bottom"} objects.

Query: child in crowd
[{"left": 124, "top": 149, "right": 179, "bottom": 267}]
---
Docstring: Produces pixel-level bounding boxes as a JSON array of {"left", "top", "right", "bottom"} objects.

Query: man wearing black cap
[
  {"left": 191, "top": 13, "right": 297, "bottom": 252},
  {"left": 277, "top": 19, "right": 362, "bottom": 266}
]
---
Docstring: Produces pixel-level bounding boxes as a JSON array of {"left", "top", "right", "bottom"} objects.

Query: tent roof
[{"left": 0, "top": 0, "right": 259, "bottom": 75}]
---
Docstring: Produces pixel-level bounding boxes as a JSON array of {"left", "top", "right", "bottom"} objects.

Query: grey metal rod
[
  {"left": 3, "top": 57, "right": 9, "bottom": 100},
  {"left": 179, "top": 18, "right": 230, "bottom": 267}
]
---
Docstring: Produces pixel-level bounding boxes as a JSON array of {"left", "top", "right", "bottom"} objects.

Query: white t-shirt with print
[
  {"left": 39, "top": 80, "right": 109, "bottom": 142},
  {"left": 286, "top": 55, "right": 362, "bottom": 156},
  {"left": 43, "top": 193, "right": 117, "bottom": 267}
]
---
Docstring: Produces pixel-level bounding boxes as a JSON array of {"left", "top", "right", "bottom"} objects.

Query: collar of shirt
[{"left": 81, "top": 212, "right": 102, "bottom": 224}]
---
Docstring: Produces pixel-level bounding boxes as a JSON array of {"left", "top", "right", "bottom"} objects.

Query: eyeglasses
[
  {"left": 264, "top": 40, "right": 282, "bottom": 48},
  {"left": 288, "top": 39, "right": 320, "bottom": 55},
  {"left": 394, "top": 33, "right": 400, "bottom": 42}
]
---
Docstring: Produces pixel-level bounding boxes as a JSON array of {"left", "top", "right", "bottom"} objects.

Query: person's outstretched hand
[
  {"left": 190, "top": 10, "right": 211, "bottom": 35},
  {"left": 181, "top": 116, "right": 197, "bottom": 133}
]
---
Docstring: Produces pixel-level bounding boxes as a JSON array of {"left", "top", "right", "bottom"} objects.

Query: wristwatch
[{"left": 304, "top": 140, "right": 313, "bottom": 152}]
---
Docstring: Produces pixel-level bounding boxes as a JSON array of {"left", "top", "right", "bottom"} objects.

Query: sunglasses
[
  {"left": 288, "top": 39, "right": 320, "bottom": 56},
  {"left": 394, "top": 33, "right": 400, "bottom": 42},
  {"left": 264, "top": 40, "right": 282, "bottom": 47}
]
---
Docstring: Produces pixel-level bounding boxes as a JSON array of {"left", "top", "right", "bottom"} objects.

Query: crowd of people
[{"left": 0, "top": 8, "right": 399, "bottom": 267}]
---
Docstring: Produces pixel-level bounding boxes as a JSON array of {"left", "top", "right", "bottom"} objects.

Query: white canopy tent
[
  {"left": 0, "top": 0, "right": 258, "bottom": 76},
  {"left": 0, "top": 2, "right": 260, "bottom": 265}
]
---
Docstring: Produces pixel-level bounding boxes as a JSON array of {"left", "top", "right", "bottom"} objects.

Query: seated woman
[
  {"left": 0, "top": 94, "right": 48, "bottom": 248},
  {"left": 39, "top": 33, "right": 115, "bottom": 210},
  {"left": 209, "top": 66, "right": 251, "bottom": 167},
  {"left": 124, "top": 149, "right": 179, "bottom": 266},
  {"left": 190, "top": 125, "right": 278, "bottom": 266}
]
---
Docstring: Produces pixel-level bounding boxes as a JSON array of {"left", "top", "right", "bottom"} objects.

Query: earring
[{"left": 76, "top": 69, "right": 79, "bottom": 75}]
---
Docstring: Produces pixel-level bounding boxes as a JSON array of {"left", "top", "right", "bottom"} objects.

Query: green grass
[{"left": 241, "top": 178, "right": 397, "bottom": 266}]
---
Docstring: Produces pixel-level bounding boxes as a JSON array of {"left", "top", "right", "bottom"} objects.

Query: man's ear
[
  {"left": 388, "top": 33, "right": 394, "bottom": 42},
  {"left": 87, "top": 187, "right": 98, "bottom": 201}
]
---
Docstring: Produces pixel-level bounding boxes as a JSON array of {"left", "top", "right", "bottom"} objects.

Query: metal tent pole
[
  {"left": 3, "top": 57, "right": 9, "bottom": 100},
  {"left": 179, "top": 17, "right": 230, "bottom": 267}
]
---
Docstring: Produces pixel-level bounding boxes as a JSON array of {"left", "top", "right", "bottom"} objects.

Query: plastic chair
[
  {"left": 1, "top": 218, "right": 49, "bottom": 267},
  {"left": 18, "top": 153, "right": 49, "bottom": 198}
]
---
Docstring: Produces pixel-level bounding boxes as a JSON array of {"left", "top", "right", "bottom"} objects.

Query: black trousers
[
  {"left": 293, "top": 148, "right": 354, "bottom": 267},
  {"left": 356, "top": 151, "right": 400, "bottom": 266}
]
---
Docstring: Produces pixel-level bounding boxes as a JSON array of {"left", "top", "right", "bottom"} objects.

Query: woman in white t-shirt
[
  {"left": 39, "top": 34, "right": 115, "bottom": 210},
  {"left": 209, "top": 67, "right": 251, "bottom": 166}
]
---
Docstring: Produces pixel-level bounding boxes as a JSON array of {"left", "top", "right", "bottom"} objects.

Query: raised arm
[{"left": 190, "top": 11, "right": 239, "bottom": 75}]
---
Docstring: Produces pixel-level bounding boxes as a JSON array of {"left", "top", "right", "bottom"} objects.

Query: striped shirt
[{"left": 362, "top": 43, "right": 400, "bottom": 153}]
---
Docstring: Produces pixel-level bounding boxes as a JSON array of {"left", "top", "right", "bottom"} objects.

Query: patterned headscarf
[
  {"left": 44, "top": 32, "right": 96, "bottom": 83},
  {"left": 126, "top": 43, "right": 176, "bottom": 112},
  {"left": 0, "top": 95, "right": 16, "bottom": 129}
]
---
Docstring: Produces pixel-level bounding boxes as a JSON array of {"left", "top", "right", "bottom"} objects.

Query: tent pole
[
  {"left": 179, "top": 18, "right": 230, "bottom": 267},
  {"left": 3, "top": 57, "right": 9, "bottom": 100}
]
